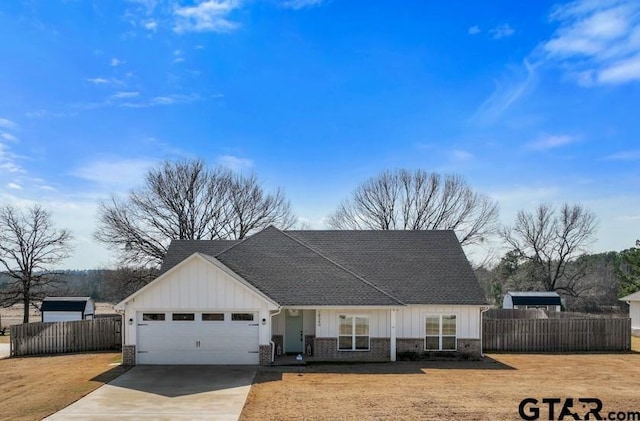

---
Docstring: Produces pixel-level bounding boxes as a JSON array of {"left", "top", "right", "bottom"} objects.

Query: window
[
  {"left": 231, "top": 313, "right": 254, "bottom": 321},
  {"left": 338, "top": 315, "right": 369, "bottom": 351},
  {"left": 202, "top": 313, "right": 224, "bottom": 321},
  {"left": 172, "top": 313, "right": 195, "bottom": 321},
  {"left": 425, "top": 315, "right": 457, "bottom": 351},
  {"left": 142, "top": 313, "right": 165, "bottom": 321}
]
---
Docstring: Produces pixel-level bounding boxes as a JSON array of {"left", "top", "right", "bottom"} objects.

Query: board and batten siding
[
  {"left": 122, "top": 255, "right": 277, "bottom": 345},
  {"left": 316, "top": 309, "right": 391, "bottom": 337},
  {"left": 396, "top": 305, "right": 482, "bottom": 339}
]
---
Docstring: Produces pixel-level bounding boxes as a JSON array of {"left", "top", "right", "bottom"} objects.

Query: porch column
[{"left": 390, "top": 309, "right": 397, "bottom": 362}]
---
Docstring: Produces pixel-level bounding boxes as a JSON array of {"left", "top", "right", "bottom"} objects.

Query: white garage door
[{"left": 136, "top": 311, "right": 259, "bottom": 365}]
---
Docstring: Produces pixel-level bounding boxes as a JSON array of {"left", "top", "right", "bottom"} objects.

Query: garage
[{"left": 136, "top": 311, "right": 259, "bottom": 365}]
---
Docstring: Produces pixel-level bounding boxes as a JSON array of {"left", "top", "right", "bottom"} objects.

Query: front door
[{"left": 285, "top": 310, "right": 303, "bottom": 353}]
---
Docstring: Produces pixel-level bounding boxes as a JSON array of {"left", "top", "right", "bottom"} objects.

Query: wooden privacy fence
[
  {"left": 483, "top": 317, "right": 631, "bottom": 352},
  {"left": 10, "top": 317, "right": 121, "bottom": 357}
]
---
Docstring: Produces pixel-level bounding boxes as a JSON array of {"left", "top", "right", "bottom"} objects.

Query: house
[
  {"left": 502, "top": 291, "right": 562, "bottom": 312},
  {"left": 620, "top": 291, "right": 640, "bottom": 331},
  {"left": 41, "top": 297, "right": 95, "bottom": 322},
  {"left": 115, "top": 227, "right": 488, "bottom": 365}
]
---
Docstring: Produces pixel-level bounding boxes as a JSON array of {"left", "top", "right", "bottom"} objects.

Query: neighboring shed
[
  {"left": 41, "top": 297, "right": 95, "bottom": 322},
  {"left": 620, "top": 291, "right": 640, "bottom": 331},
  {"left": 503, "top": 291, "right": 562, "bottom": 312}
]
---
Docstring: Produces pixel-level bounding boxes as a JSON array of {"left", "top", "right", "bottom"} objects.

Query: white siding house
[{"left": 116, "top": 227, "right": 488, "bottom": 366}]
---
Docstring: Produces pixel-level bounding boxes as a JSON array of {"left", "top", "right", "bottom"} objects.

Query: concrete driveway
[{"left": 46, "top": 365, "right": 257, "bottom": 421}]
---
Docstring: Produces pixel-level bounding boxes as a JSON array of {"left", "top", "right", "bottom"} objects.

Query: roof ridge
[
  {"left": 282, "top": 230, "right": 406, "bottom": 306},
  {"left": 212, "top": 228, "right": 276, "bottom": 257}
]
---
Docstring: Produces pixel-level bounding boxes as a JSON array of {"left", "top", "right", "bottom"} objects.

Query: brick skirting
[
  {"left": 396, "top": 338, "right": 482, "bottom": 358},
  {"left": 259, "top": 344, "right": 272, "bottom": 365},
  {"left": 122, "top": 345, "right": 136, "bottom": 366},
  {"left": 313, "top": 337, "right": 390, "bottom": 361}
]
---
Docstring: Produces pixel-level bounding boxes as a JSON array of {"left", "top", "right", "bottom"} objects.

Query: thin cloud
[
  {"left": 144, "top": 20, "right": 158, "bottom": 31},
  {"left": 540, "top": 0, "right": 640, "bottom": 85},
  {"left": 470, "top": 60, "right": 536, "bottom": 125},
  {"left": 217, "top": 154, "right": 253, "bottom": 171},
  {"left": 282, "top": 0, "right": 324, "bottom": 10},
  {"left": 452, "top": 149, "right": 473, "bottom": 161},
  {"left": 468, "top": 26, "right": 481, "bottom": 35},
  {"left": 0, "top": 118, "right": 17, "bottom": 129},
  {"left": 110, "top": 91, "right": 140, "bottom": 99},
  {"left": 603, "top": 149, "right": 640, "bottom": 161},
  {"left": 110, "top": 58, "right": 125, "bottom": 67},
  {"left": 173, "top": 0, "right": 241, "bottom": 33},
  {"left": 489, "top": 23, "right": 515, "bottom": 39},
  {"left": 526, "top": 134, "right": 576, "bottom": 151},
  {"left": 119, "top": 93, "right": 200, "bottom": 108},
  {"left": 7, "top": 183, "right": 22, "bottom": 190},
  {"left": 1, "top": 133, "right": 18, "bottom": 142},
  {"left": 72, "top": 158, "right": 157, "bottom": 189}
]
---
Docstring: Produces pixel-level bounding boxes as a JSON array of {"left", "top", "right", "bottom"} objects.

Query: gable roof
[
  {"left": 506, "top": 291, "right": 562, "bottom": 306},
  {"left": 160, "top": 227, "right": 486, "bottom": 306},
  {"left": 620, "top": 290, "right": 640, "bottom": 302},
  {"left": 42, "top": 297, "right": 92, "bottom": 313},
  {"left": 160, "top": 240, "right": 239, "bottom": 274},
  {"left": 286, "top": 230, "right": 485, "bottom": 305}
]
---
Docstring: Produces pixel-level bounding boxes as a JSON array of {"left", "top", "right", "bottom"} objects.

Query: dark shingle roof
[
  {"left": 287, "top": 230, "right": 486, "bottom": 305},
  {"left": 160, "top": 227, "right": 486, "bottom": 306},
  {"left": 160, "top": 240, "right": 239, "bottom": 274},
  {"left": 42, "top": 297, "right": 91, "bottom": 312},
  {"left": 214, "top": 227, "right": 401, "bottom": 306}
]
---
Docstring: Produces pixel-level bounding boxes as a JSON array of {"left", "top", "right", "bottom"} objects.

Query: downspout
[
  {"left": 480, "top": 306, "right": 491, "bottom": 357},
  {"left": 270, "top": 307, "right": 282, "bottom": 364}
]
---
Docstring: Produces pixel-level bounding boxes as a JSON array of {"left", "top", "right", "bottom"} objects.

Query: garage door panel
[{"left": 137, "top": 311, "right": 259, "bottom": 365}]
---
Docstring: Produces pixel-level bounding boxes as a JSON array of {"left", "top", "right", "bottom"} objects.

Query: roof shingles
[{"left": 161, "top": 227, "right": 487, "bottom": 306}]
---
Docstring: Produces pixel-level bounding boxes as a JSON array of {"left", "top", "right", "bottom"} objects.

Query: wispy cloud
[
  {"left": 0, "top": 118, "right": 17, "bottom": 129},
  {"left": 217, "top": 154, "right": 253, "bottom": 171},
  {"left": 282, "top": 0, "right": 324, "bottom": 10},
  {"left": 7, "top": 182, "right": 22, "bottom": 190},
  {"left": 86, "top": 77, "right": 125, "bottom": 86},
  {"left": 603, "top": 149, "right": 640, "bottom": 161},
  {"left": 25, "top": 109, "right": 77, "bottom": 118},
  {"left": 72, "top": 158, "right": 157, "bottom": 189},
  {"left": 526, "top": 134, "right": 577, "bottom": 151},
  {"left": 470, "top": 60, "right": 536, "bottom": 125},
  {"left": 468, "top": 25, "right": 481, "bottom": 35},
  {"left": 1, "top": 133, "right": 18, "bottom": 142},
  {"left": 451, "top": 149, "right": 473, "bottom": 161},
  {"left": 143, "top": 20, "right": 158, "bottom": 31},
  {"left": 110, "top": 91, "right": 140, "bottom": 99},
  {"left": 540, "top": 0, "right": 640, "bottom": 85},
  {"left": 174, "top": 0, "right": 241, "bottom": 33},
  {"left": 119, "top": 93, "right": 200, "bottom": 108},
  {"left": 110, "top": 57, "right": 125, "bottom": 67},
  {"left": 173, "top": 49, "right": 185, "bottom": 63},
  {"left": 489, "top": 23, "right": 515, "bottom": 39}
]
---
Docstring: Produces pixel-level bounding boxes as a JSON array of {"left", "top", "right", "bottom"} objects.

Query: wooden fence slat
[
  {"left": 9, "top": 317, "right": 121, "bottom": 357},
  {"left": 482, "top": 315, "right": 631, "bottom": 353}
]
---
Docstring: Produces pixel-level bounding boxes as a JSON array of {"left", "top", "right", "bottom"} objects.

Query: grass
[
  {"left": 241, "top": 352, "right": 640, "bottom": 421},
  {"left": 0, "top": 352, "right": 127, "bottom": 421}
]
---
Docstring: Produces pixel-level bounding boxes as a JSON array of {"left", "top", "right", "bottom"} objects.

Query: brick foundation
[
  {"left": 457, "top": 338, "right": 481, "bottom": 357},
  {"left": 396, "top": 338, "right": 424, "bottom": 353},
  {"left": 313, "top": 337, "right": 390, "bottom": 361},
  {"left": 259, "top": 344, "right": 272, "bottom": 365},
  {"left": 122, "top": 345, "right": 136, "bottom": 366}
]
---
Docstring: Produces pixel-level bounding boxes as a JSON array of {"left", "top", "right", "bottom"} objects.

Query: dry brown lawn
[
  {"left": 241, "top": 350, "right": 640, "bottom": 421},
  {"left": 0, "top": 352, "right": 127, "bottom": 421}
]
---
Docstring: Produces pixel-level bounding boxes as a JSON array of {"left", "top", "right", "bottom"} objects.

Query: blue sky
[{"left": 0, "top": 0, "right": 639, "bottom": 269}]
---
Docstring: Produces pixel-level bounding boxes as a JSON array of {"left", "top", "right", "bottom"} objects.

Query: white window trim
[
  {"left": 425, "top": 314, "right": 457, "bottom": 352},
  {"left": 337, "top": 315, "right": 370, "bottom": 352}
]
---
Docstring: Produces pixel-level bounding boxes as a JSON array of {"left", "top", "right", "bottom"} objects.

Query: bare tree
[
  {"left": 96, "top": 159, "right": 296, "bottom": 267},
  {"left": 0, "top": 205, "right": 73, "bottom": 323},
  {"left": 500, "top": 203, "right": 598, "bottom": 296},
  {"left": 327, "top": 170, "right": 499, "bottom": 245}
]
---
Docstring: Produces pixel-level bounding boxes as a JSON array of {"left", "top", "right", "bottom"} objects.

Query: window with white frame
[
  {"left": 425, "top": 315, "right": 457, "bottom": 351},
  {"left": 338, "top": 315, "right": 369, "bottom": 351}
]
